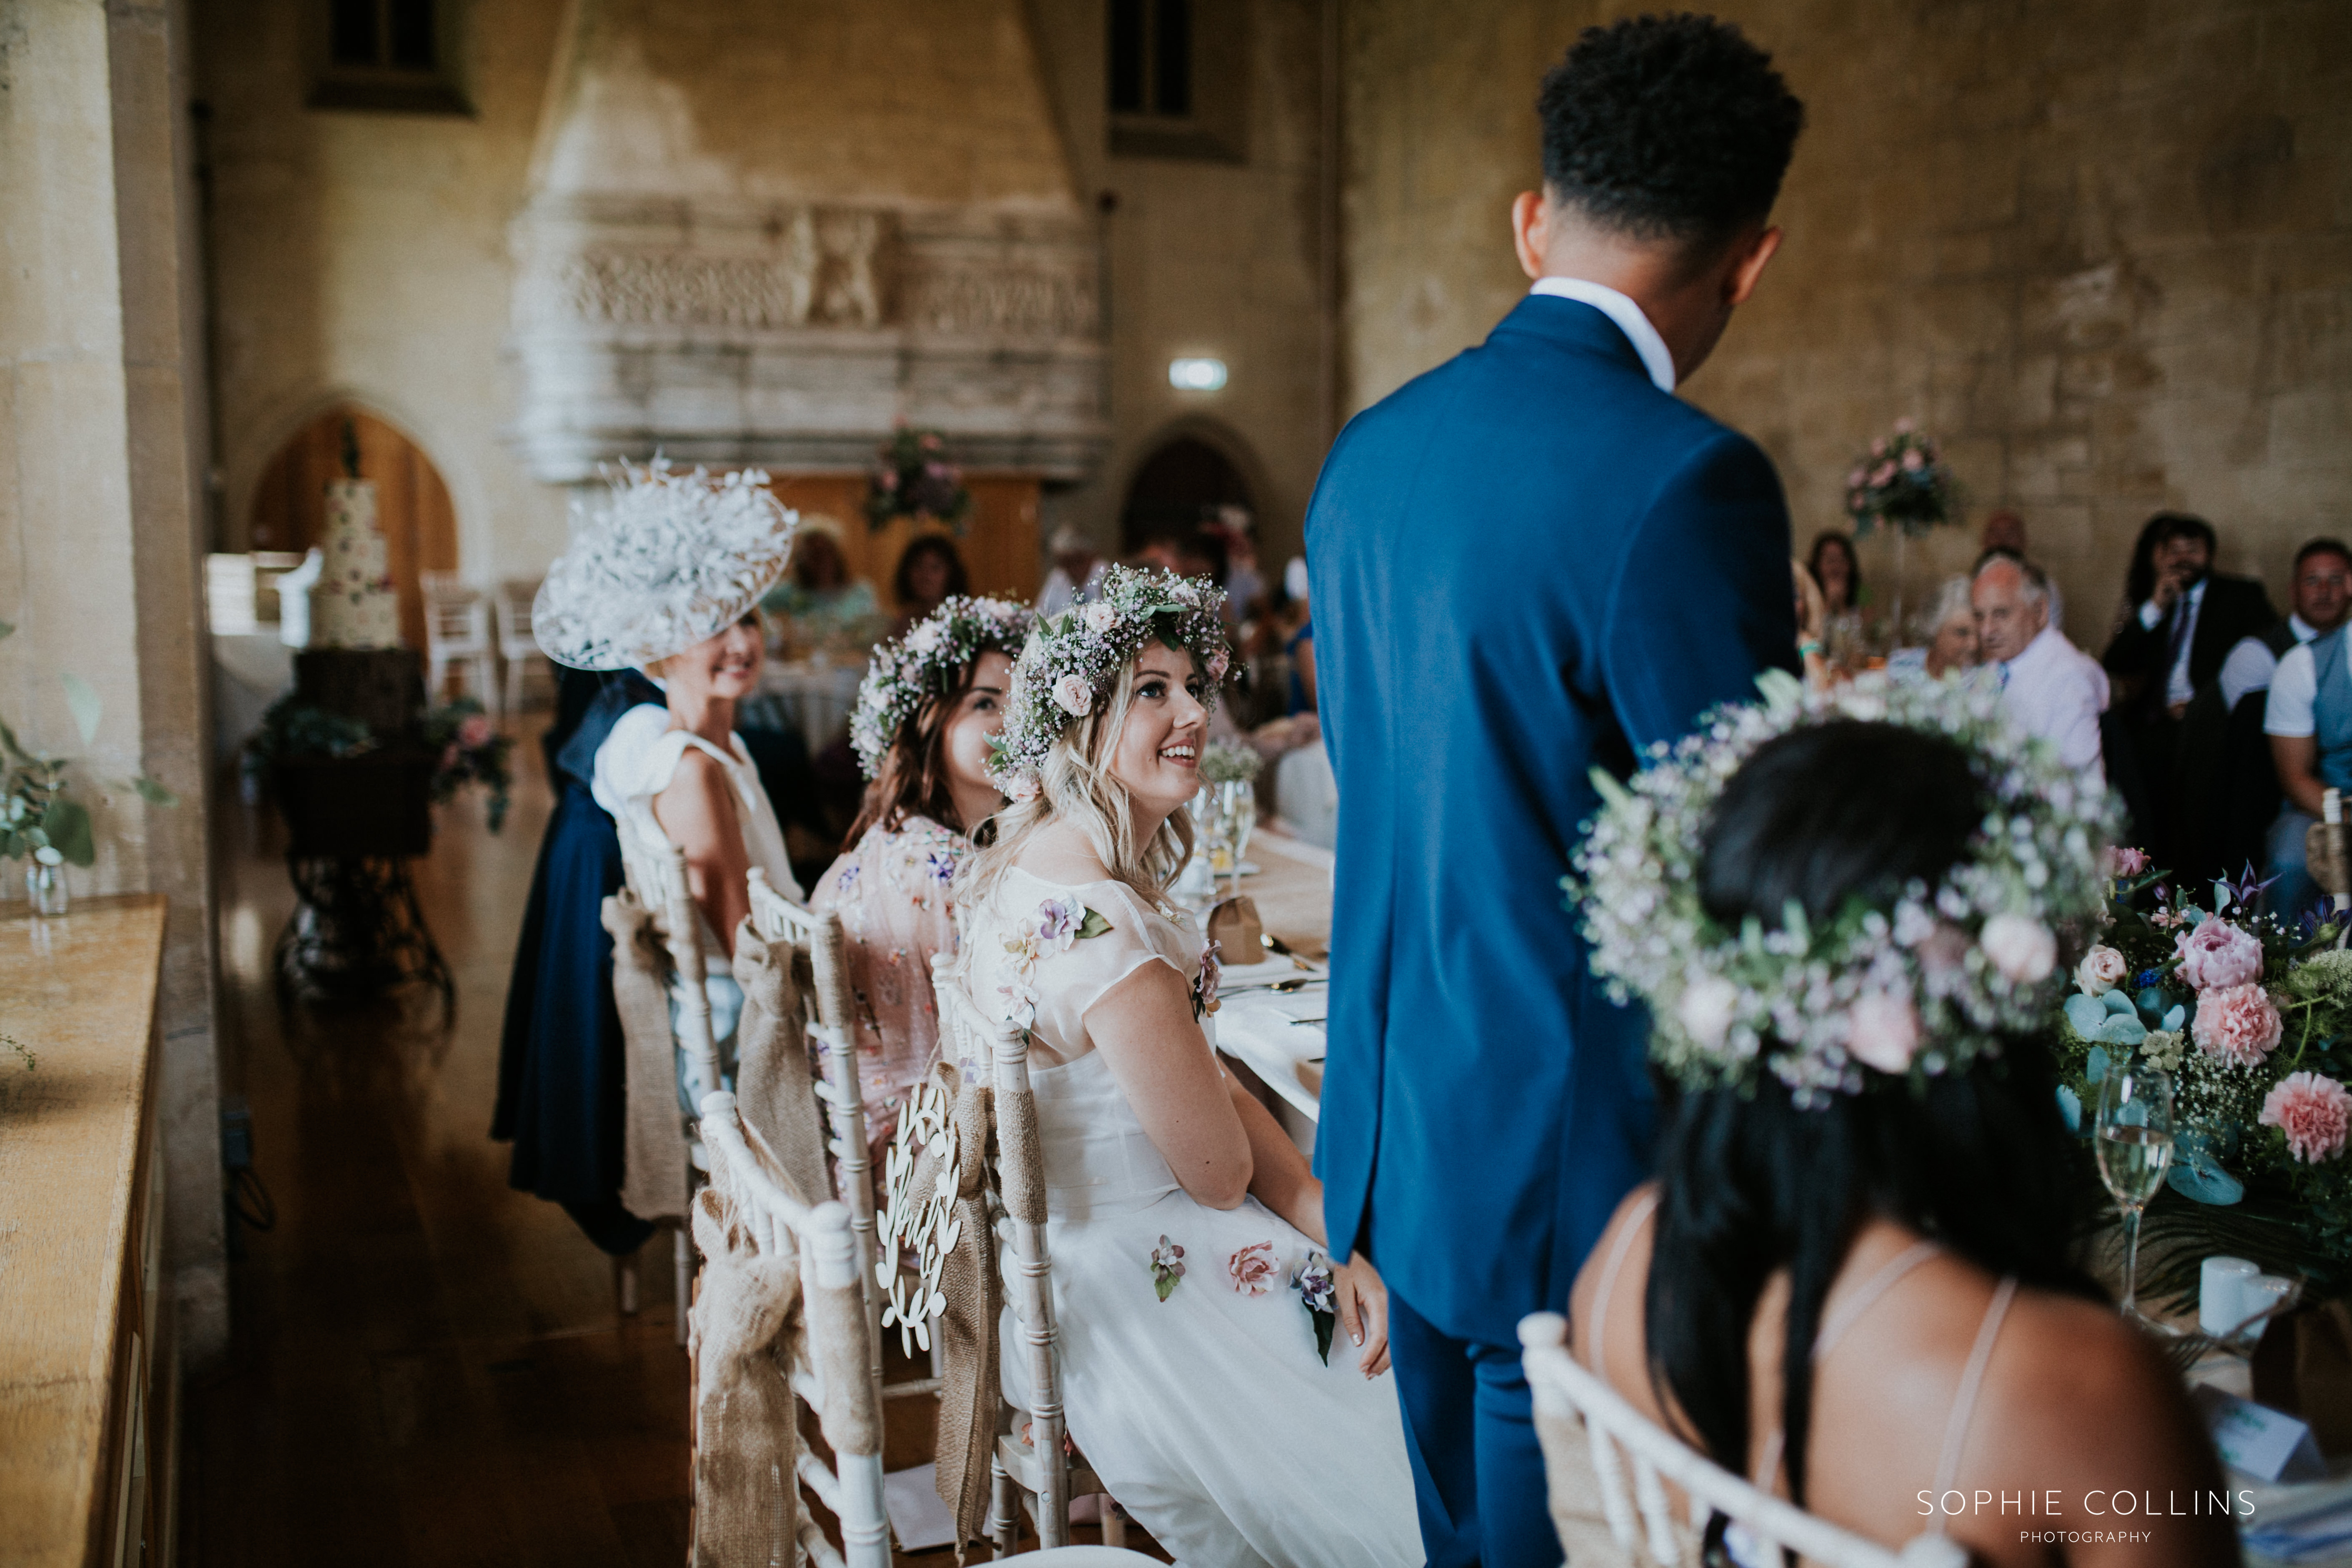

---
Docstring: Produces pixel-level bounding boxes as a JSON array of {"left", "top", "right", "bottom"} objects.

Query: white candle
[{"left": 2200, "top": 1255, "right": 2260, "bottom": 1336}]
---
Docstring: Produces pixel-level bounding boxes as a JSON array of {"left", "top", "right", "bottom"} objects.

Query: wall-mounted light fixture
[{"left": 1167, "top": 357, "right": 1229, "bottom": 391}]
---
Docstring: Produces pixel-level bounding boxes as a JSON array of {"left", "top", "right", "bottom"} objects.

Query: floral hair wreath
[
  {"left": 848, "top": 595, "right": 1035, "bottom": 778},
  {"left": 1568, "top": 669, "right": 2117, "bottom": 1107},
  {"left": 989, "top": 563, "right": 1230, "bottom": 797}
]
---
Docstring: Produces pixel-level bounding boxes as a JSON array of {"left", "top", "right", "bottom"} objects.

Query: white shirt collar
[
  {"left": 2292, "top": 613, "right": 2318, "bottom": 642},
  {"left": 1527, "top": 277, "right": 1676, "bottom": 393}
]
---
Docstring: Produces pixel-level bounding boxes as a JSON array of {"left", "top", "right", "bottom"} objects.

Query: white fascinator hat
[{"left": 534, "top": 458, "right": 799, "bottom": 671}]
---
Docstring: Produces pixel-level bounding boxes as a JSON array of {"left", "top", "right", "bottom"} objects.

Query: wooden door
[{"left": 249, "top": 407, "right": 459, "bottom": 651}]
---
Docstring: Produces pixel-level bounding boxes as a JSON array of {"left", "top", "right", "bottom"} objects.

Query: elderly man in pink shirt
[{"left": 1973, "top": 552, "right": 2109, "bottom": 784}]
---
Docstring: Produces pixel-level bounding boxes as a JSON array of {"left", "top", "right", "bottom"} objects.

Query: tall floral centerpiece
[
  {"left": 865, "top": 424, "right": 972, "bottom": 533},
  {"left": 2053, "top": 856, "right": 2352, "bottom": 1308},
  {"left": 1844, "top": 419, "right": 1961, "bottom": 647}
]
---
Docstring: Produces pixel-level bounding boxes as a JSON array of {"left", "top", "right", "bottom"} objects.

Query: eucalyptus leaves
[{"left": 0, "top": 621, "right": 176, "bottom": 877}]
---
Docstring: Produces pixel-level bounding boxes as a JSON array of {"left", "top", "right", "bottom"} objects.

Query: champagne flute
[{"left": 2096, "top": 1062, "right": 2175, "bottom": 1324}]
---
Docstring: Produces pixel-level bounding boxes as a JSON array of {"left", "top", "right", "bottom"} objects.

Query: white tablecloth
[{"left": 747, "top": 662, "right": 863, "bottom": 749}]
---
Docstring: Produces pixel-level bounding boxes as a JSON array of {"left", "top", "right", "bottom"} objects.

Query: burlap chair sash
[
  {"left": 607, "top": 890, "right": 690, "bottom": 1223},
  {"left": 688, "top": 1169, "right": 803, "bottom": 1568},
  {"left": 730, "top": 923, "right": 833, "bottom": 1209}
]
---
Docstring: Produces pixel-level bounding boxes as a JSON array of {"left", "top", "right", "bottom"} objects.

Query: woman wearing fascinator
[
  {"left": 812, "top": 595, "right": 1030, "bottom": 1131},
  {"left": 951, "top": 564, "right": 1419, "bottom": 1568},
  {"left": 1564, "top": 674, "right": 2229, "bottom": 1566},
  {"left": 529, "top": 459, "right": 806, "bottom": 1116}
]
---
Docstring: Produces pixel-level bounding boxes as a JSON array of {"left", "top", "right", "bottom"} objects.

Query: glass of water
[{"left": 2096, "top": 1061, "right": 2175, "bottom": 1324}]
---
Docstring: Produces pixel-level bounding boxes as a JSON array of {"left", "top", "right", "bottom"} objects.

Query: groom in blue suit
[{"left": 1307, "top": 18, "right": 1807, "bottom": 1565}]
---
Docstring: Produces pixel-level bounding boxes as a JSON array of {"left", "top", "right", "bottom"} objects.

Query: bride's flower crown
[
  {"left": 1568, "top": 670, "right": 2115, "bottom": 1107},
  {"left": 989, "top": 564, "right": 1230, "bottom": 797},
  {"left": 848, "top": 595, "right": 1034, "bottom": 778}
]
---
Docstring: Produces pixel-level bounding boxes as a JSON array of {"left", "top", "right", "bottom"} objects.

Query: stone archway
[
  {"left": 249, "top": 406, "right": 458, "bottom": 652},
  {"left": 1118, "top": 432, "right": 1259, "bottom": 556}
]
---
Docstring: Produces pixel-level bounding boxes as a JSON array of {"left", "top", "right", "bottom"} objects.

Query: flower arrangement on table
[
  {"left": 2053, "top": 856, "right": 2352, "bottom": 1305},
  {"left": 422, "top": 699, "right": 515, "bottom": 832},
  {"left": 0, "top": 622, "right": 176, "bottom": 890},
  {"left": 243, "top": 692, "right": 513, "bottom": 833},
  {"left": 865, "top": 424, "right": 972, "bottom": 533},
  {"left": 1197, "top": 740, "right": 1262, "bottom": 786},
  {"left": 1845, "top": 417, "right": 1961, "bottom": 537}
]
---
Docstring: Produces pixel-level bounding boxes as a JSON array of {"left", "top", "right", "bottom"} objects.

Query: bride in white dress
[{"left": 953, "top": 564, "right": 1419, "bottom": 1568}]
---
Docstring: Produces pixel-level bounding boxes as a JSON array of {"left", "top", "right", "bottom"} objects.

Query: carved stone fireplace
[{"left": 508, "top": 0, "right": 1109, "bottom": 524}]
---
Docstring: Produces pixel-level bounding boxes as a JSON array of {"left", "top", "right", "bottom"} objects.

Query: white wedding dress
[{"left": 961, "top": 867, "right": 1419, "bottom": 1568}]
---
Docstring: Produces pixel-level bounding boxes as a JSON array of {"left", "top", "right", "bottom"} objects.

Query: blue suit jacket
[{"left": 1306, "top": 294, "right": 1798, "bottom": 1345}]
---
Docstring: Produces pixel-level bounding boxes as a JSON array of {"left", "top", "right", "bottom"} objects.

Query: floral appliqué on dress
[{"left": 997, "top": 893, "right": 1114, "bottom": 1033}]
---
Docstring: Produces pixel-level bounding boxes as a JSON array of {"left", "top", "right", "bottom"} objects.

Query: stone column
[{"left": 0, "top": 0, "right": 227, "bottom": 1363}]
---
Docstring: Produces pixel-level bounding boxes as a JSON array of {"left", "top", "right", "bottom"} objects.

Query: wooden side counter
[{"left": 0, "top": 895, "right": 173, "bottom": 1566}]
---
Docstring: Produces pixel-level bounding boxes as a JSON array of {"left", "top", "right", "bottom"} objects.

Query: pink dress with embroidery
[
  {"left": 958, "top": 867, "right": 1417, "bottom": 1568},
  {"left": 811, "top": 815, "right": 966, "bottom": 1121}
]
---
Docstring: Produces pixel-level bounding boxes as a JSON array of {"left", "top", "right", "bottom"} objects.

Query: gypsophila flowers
[{"left": 1567, "top": 670, "right": 2116, "bottom": 1106}]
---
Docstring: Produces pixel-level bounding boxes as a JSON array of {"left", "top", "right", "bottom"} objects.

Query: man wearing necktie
[{"left": 2101, "top": 513, "right": 2277, "bottom": 867}]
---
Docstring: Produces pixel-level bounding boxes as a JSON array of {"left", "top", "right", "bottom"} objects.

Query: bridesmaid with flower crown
[{"left": 812, "top": 597, "right": 1032, "bottom": 1130}]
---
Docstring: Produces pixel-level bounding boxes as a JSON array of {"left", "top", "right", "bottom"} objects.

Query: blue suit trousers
[{"left": 1390, "top": 1289, "right": 1558, "bottom": 1568}]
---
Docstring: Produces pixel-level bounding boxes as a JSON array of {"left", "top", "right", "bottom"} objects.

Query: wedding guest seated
[
  {"left": 2180, "top": 538, "right": 2351, "bottom": 895},
  {"left": 1805, "top": 530, "right": 1861, "bottom": 666},
  {"left": 1036, "top": 524, "right": 1108, "bottom": 617},
  {"left": 1570, "top": 699, "right": 2230, "bottom": 1568},
  {"left": 1885, "top": 577, "right": 1977, "bottom": 680},
  {"left": 1980, "top": 507, "right": 2063, "bottom": 630},
  {"left": 2101, "top": 512, "right": 2276, "bottom": 863},
  {"left": 887, "top": 533, "right": 970, "bottom": 640},
  {"left": 1974, "top": 552, "right": 2106, "bottom": 783},
  {"left": 1281, "top": 555, "right": 1317, "bottom": 715},
  {"left": 533, "top": 462, "right": 808, "bottom": 1113},
  {"left": 813, "top": 595, "right": 1029, "bottom": 1134},
  {"left": 954, "top": 564, "right": 1416, "bottom": 1568},
  {"left": 1791, "top": 557, "right": 1830, "bottom": 690},
  {"left": 2262, "top": 545, "right": 2352, "bottom": 916},
  {"left": 762, "top": 515, "right": 881, "bottom": 656}
]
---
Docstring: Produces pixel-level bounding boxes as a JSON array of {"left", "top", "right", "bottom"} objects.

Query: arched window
[{"left": 1119, "top": 435, "right": 1254, "bottom": 555}]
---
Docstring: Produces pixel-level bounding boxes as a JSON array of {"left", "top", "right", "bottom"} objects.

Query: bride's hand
[{"left": 1332, "top": 1254, "right": 1392, "bottom": 1377}]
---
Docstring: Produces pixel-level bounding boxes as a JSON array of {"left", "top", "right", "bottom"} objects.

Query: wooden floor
[{"left": 181, "top": 718, "right": 1161, "bottom": 1565}]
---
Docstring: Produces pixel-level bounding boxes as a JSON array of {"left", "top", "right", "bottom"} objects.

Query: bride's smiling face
[{"left": 1108, "top": 644, "right": 1207, "bottom": 817}]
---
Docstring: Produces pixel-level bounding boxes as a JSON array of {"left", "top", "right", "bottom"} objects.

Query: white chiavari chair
[
  {"left": 612, "top": 813, "right": 720, "bottom": 1339},
  {"left": 1519, "top": 1313, "right": 1968, "bottom": 1568},
  {"left": 930, "top": 960, "right": 1151, "bottom": 1560},
  {"left": 696, "top": 1093, "right": 890, "bottom": 1568},
  {"left": 493, "top": 577, "right": 547, "bottom": 720},
  {"left": 420, "top": 570, "right": 498, "bottom": 716}
]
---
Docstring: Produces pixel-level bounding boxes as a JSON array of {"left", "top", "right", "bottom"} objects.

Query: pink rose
[
  {"left": 1846, "top": 991, "right": 1920, "bottom": 1074},
  {"left": 1007, "top": 771, "right": 1041, "bottom": 802},
  {"left": 2176, "top": 918, "right": 2263, "bottom": 992},
  {"left": 1979, "top": 914, "right": 2057, "bottom": 984},
  {"left": 2114, "top": 846, "right": 2150, "bottom": 877},
  {"left": 2192, "top": 983, "right": 2283, "bottom": 1068},
  {"left": 1052, "top": 673, "right": 1094, "bottom": 716},
  {"left": 1900, "top": 448, "right": 1926, "bottom": 472},
  {"left": 1870, "top": 461, "right": 1898, "bottom": 487},
  {"left": 2260, "top": 1071, "right": 2351, "bottom": 1164},
  {"left": 458, "top": 713, "right": 494, "bottom": 748},
  {"left": 2075, "top": 945, "right": 2129, "bottom": 998},
  {"left": 1227, "top": 1240, "right": 1277, "bottom": 1297},
  {"left": 1206, "top": 649, "right": 1231, "bottom": 682},
  {"left": 1081, "top": 602, "right": 1118, "bottom": 634}
]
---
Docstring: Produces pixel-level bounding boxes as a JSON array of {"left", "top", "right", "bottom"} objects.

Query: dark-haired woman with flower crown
[
  {"left": 1562, "top": 674, "right": 2230, "bottom": 1567},
  {"left": 813, "top": 597, "right": 1031, "bottom": 1128},
  {"left": 952, "top": 565, "right": 1417, "bottom": 1568}
]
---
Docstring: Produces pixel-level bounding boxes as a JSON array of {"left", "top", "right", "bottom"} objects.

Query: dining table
[{"left": 1206, "top": 824, "right": 1336, "bottom": 1143}]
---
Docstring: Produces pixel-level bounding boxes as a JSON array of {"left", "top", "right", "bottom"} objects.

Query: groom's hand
[{"left": 1332, "top": 1254, "right": 1392, "bottom": 1377}]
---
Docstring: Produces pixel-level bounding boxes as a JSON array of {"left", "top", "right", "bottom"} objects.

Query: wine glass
[
  {"left": 1214, "top": 780, "right": 1258, "bottom": 899},
  {"left": 2095, "top": 1062, "right": 2176, "bottom": 1324}
]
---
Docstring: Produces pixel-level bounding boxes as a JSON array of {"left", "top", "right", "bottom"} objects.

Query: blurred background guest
[
  {"left": 1974, "top": 552, "right": 2106, "bottom": 783},
  {"left": 1280, "top": 554, "right": 1316, "bottom": 715},
  {"left": 1205, "top": 504, "right": 1264, "bottom": 618},
  {"left": 2259, "top": 544, "right": 2352, "bottom": 917},
  {"left": 1979, "top": 507, "right": 2062, "bottom": 630},
  {"left": 1036, "top": 524, "right": 1107, "bottom": 616},
  {"left": 2101, "top": 512, "right": 2275, "bottom": 866},
  {"left": 1886, "top": 575, "right": 1977, "bottom": 679},
  {"left": 761, "top": 514, "right": 881, "bottom": 657},
  {"left": 1805, "top": 529, "right": 1863, "bottom": 670},
  {"left": 887, "top": 532, "right": 970, "bottom": 637},
  {"left": 1792, "top": 556, "right": 1831, "bottom": 689}
]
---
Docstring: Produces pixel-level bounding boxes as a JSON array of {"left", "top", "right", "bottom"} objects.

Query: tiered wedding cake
[{"left": 312, "top": 478, "right": 401, "bottom": 649}]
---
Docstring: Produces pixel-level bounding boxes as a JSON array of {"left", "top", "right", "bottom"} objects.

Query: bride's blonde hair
[{"left": 958, "top": 652, "right": 1201, "bottom": 911}]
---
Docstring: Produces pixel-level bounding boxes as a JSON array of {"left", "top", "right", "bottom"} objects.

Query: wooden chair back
[
  {"left": 1518, "top": 1313, "right": 1967, "bottom": 1568},
  {"left": 745, "top": 868, "right": 884, "bottom": 1413},
  {"left": 615, "top": 813, "right": 718, "bottom": 1093},
  {"left": 698, "top": 1093, "right": 890, "bottom": 1568}
]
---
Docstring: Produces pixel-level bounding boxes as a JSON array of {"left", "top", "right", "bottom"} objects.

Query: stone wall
[
  {"left": 1341, "top": 0, "right": 2352, "bottom": 642},
  {"left": 0, "top": 0, "right": 226, "bottom": 1362}
]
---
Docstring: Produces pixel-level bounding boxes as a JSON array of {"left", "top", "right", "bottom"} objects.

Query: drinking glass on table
[{"left": 2095, "top": 1061, "right": 2175, "bottom": 1325}]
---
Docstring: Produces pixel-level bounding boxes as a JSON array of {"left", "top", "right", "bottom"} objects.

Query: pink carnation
[
  {"left": 2176, "top": 918, "right": 2264, "bottom": 992},
  {"left": 1227, "top": 1240, "right": 1277, "bottom": 1297},
  {"left": 1846, "top": 991, "right": 1920, "bottom": 1074},
  {"left": 2113, "top": 846, "right": 2151, "bottom": 877},
  {"left": 2192, "top": 983, "right": 2282, "bottom": 1068},
  {"left": 2261, "top": 1072, "right": 2351, "bottom": 1164}
]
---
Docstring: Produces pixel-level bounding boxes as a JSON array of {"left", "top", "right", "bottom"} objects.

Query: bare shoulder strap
[
  {"left": 1928, "top": 1276, "right": 2019, "bottom": 1528},
  {"left": 1586, "top": 1189, "right": 1661, "bottom": 1375}
]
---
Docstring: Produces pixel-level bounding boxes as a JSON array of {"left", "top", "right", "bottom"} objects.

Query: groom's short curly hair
[{"left": 1537, "top": 14, "right": 1805, "bottom": 252}]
